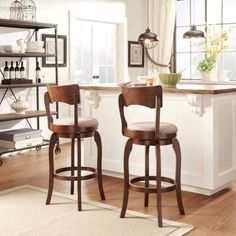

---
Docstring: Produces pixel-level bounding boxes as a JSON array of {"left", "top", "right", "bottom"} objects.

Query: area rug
[{"left": 0, "top": 185, "right": 193, "bottom": 236}]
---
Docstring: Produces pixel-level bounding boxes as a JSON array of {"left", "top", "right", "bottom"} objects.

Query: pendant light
[
  {"left": 183, "top": 0, "right": 205, "bottom": 39},
  {"left": 138, "top": 0, "right": 159, "bottom": 49}
]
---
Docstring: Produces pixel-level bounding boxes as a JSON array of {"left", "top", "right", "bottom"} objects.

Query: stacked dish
[{"left": 26, "top": 41, "right": 45, "bottom": 53}]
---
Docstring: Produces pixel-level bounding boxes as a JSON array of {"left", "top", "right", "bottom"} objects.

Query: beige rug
[{"left": 0, "top": 185, "right": 193, "bottom": 236}]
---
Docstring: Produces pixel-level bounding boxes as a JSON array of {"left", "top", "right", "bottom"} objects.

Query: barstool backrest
[
  {"left": 120, "top": 85, "right": 162, "bottom": 108},
  {"left": 46, "top": 84, "right": 80, "bottom": 105},
  {"left": 44, "top": 84, "right": 80, "bottom": 131},
  {"left": 118, "top": 85, "right": 163, "bottom": 137}
]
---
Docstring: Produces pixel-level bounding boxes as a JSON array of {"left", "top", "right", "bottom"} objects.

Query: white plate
[{"left": 26, "top": 48, "right": 45, "bottom": 53}]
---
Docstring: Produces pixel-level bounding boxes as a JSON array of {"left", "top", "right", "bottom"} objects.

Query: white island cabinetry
[{"left": 80, "top": 84, "right": 236, "bottom": 195}]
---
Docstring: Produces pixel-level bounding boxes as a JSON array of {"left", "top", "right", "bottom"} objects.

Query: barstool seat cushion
[
  {"left": 126, "top": 122, "right": 177, "bottom": 140},
  {"left": 51, "top": 117, "right": 98, "bottom": 133}
]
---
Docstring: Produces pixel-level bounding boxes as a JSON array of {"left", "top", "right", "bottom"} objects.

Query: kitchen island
[{"left": 80, "top": 83, "right": 236, "bottom": 195}]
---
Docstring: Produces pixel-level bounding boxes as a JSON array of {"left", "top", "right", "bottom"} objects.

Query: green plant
[
  {"left": 200, "top": 26, "right": 231, "bottom": 60},
  {"left": 197, "top": 57, "right": 216, "bottom": 72}
]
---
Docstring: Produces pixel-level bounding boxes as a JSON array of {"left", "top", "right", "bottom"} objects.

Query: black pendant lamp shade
[
  {"left": 138, "top": 27, "right": 159, "bottom": 48},
  {"left": 183, "top": 25, "right": 205, "bottom": 39}
]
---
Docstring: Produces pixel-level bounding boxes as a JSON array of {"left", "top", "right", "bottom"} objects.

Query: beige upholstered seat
[
  {"left": 128, "top": 122, "right": 177, "bottom": 140},
  {"left": 51, "top": 117, "right": 98, "bottom": 133}
]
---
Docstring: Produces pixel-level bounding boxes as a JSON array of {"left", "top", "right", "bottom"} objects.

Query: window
[
  {"left": 73, "top": 20, "right": 117, "bottom": 84},
  {"left": 175, "top": 0, "right": 236, "bottom": 80}
]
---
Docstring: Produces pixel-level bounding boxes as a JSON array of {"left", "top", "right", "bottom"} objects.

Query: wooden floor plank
[{"left": 0, "top": 143, "right": 235, "bottom": 235}]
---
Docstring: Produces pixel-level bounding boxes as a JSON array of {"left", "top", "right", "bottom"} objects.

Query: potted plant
[
  {"left": 197, "top": 57, "right": 216, "bottom": 81},
  {"left": 197, "top": 26, "right": 231, "bottom": 81}
]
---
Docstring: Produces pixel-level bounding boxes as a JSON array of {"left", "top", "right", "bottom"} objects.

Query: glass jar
[{"left": 21, "top": 0, "right": 36, "bottom": 22}]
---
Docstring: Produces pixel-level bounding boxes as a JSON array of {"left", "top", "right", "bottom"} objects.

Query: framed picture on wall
[
  {"left": 128, "top": 41, "right": 144, "bottom": 67},
  {"left": 42, "top": 34, "right": 67, "bottom": 67}
]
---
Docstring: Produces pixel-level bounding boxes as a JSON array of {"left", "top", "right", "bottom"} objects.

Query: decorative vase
[
  {"left": 200, "top": 71, "right": 214, "bottom": 82},
  {"left": 200, "top": 67, "right": 218, "bottom": 82},
  {"left": 11, "top": 97, "right": 29, "bottom": 114}
]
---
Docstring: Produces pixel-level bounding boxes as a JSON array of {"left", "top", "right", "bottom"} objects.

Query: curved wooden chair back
[
  {"left": 44, "top": 84, "right": 80, "bottom": 131},
  {"left": 47, "top": 84, "right": 80, "bottom": 104},
  {"left": 120, "top": 85, "right": 162, "bottom": 108},
  {"left": 118, "top": 85, "right": 163, "bottom": 138}
]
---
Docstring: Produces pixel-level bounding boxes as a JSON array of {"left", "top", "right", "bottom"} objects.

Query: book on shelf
[
  {"left": 0, "top": 128, "right": 42, "bottom": 142},
  {"left": 0, "top": 137, "right": 43, "bottom": 149}
]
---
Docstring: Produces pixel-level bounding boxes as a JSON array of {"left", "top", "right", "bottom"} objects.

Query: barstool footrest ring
[
  {"left": 129, "top": 176, "right": 176, "bottom": 193},
  {"left": 54, "top": 166, "right": 97, "bottom": 181}
]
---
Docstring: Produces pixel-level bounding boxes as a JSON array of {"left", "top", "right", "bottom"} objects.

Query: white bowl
[
  {"left": 3, "top": 45, "right": 20, "bottom": 53},
  {"left": 26, "top": 41, "right": 44, "bottom": 50}
]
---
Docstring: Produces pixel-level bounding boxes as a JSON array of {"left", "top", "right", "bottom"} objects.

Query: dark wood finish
[
  {"left": 172, "top": 138, "right": 185, "bottom": 215},
  {"left": 144, "top": 146, "right": 149, "bottom": 207},
  {"left": 70, "top": 138, "right": 75, "bottom": 195},
  {"left": 118, "top": 85, "right": 185, "bottom": 227},
  {"left": 2, "top": 79, "right": 32, "bottom": 85},
  {"left": 120, "top": 138, "right": 132, "bottom": 218},
  {"left": 0, "top": 18, "right": 57, "bottom": 29},
  {"left": 0, "top": 53, "right": 55, "bottom": 58},
  {"left": 94, "top": 131, "right": 106, "bottom": 200},
  {"left": 44, "top": 84, "right": 105, "bottom": 210}
]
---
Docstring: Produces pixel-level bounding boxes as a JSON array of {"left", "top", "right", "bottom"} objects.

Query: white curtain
[{"left": 148, "top": 0, "right": 176, "bottom": 73}]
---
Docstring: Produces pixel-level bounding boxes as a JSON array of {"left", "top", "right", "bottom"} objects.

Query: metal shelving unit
[{"left": 0, "top": 18, "right": 58, "bottom": 166}]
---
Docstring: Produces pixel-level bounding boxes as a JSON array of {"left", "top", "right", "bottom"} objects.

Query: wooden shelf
[
  {"left": 0, "top": 83, "right": 56, "bottom": 89},
  {"left": 0, "top": 18, "right": 57, "bottom": 29},
  {"left": 0, "top": 18, "right": 58, "bottom": 164},
  {"left": 0, "top": 52, "right": 56, "bottom": 57},
  {"left": 0, "top": 110, "right": 57, "bottom": 122}
]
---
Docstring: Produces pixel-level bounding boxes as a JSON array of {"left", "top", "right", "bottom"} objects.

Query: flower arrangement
[
  {"left": 200, "top": 26, "right": 230, "bottom": 60},
  {"left": 197, "top": 26, "right": 231, "bottom": 75}
]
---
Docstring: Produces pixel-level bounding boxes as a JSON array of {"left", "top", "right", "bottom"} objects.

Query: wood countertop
[{"left": 80, "top": 83, "right": 236, "bottom": 95}]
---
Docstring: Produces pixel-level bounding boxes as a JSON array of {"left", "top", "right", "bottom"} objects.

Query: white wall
[
  {"left": 0, "top": 0, "right": 146, "bottom": 83},
  {"left": 0, "top": 0, "right": 146, "bottom": 140},
  {"left": 125, "top": 0, "right": 147, "bottom": 80}
]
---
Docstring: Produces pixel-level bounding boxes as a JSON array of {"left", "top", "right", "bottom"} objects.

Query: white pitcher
[{"left": 16, "top": 39, "right": 26, "bottom": 53}]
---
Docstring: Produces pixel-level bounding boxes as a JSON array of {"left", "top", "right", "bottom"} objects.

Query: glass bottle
[
  {"left": 3, "top": 61, "right": 9, "bottom": 80},
  {"left": 10, "top": 61, "right": 15, "bottom": 80},
  {"left": 20, "top": 61, "right": 26, "bottom": 79},
  {"left": 15, "top": 61, "right": 20, "bottom": 79},
  {"left": 36, "top": 61, "right": 41, "bottom": 83}
]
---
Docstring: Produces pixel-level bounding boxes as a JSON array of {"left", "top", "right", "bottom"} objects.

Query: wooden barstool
[
  {"left": 118, "top": 85, "right": 185, "bottom": 227},
  {"left": 44, "top": 84, "right": 105, "bottom": 211}
]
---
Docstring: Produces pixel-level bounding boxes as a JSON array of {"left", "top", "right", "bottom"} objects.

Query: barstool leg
[
  {"left": 144, "top": 146, "right": 150, "bottom": 207},
  {"left": 94, "top": 131, "right": 106, "bottom": 200},
  {"left": 172, "top": 138, "right": 185, "bottom": 215},
  {"left": 46, "top": 132, "right": 58, "bottom": 205},
  {"left": 120, "top": 138, "right": 133, "bottom": 218},
  {"left": 70, "top": 138, "right": 75, "bottom": 195},
  {"left": 155, "top": 144, "right": 163, "bottom": 227},
  {"left": 77, "top": 137, "right": 82, "bottom": 211}
]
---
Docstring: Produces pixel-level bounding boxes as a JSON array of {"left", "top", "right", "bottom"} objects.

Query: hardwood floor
[{"left": 1, "top": 144, "right": 236, "bottom": 235}]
